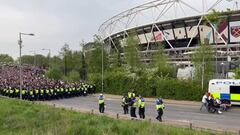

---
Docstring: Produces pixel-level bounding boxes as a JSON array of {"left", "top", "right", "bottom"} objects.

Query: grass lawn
[{"left": 0, "top": 97, "right": 227, "bottom": 135}]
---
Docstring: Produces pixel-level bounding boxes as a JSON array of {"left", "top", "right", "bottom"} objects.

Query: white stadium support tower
[{"left": 98, "top": 0, "right": 240, "bottom": 72}]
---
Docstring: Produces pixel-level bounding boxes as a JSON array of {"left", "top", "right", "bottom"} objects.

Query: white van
[{"left": 208, "top": 79, "right": 240, "bottom": 105}]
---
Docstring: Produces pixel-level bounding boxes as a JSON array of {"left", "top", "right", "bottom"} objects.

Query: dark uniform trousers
[
  {"left": 139, "top": 107, "right": 145, "bottom": 119},
  {"left": 130, "top": 107, "right": 137, "bottom": 117},
  {"left": 123, "top": 104, "right": 129, "bottom": 114},
  {"left": 156, "top": 109, "right": 163, "bottom": 122},
  {"left": 99, "top": 103, "right": 105, "bottom": 113}
]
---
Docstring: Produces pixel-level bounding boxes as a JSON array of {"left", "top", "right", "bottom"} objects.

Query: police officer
[
  {"left": 40, "top": 88, "right": 45, "bottom": 100},
  {"left": 156, "top": 98, "right": 165, "bottom": 122},
  {"left": 15, "top": 88, "right": 20, "bottom": 98},
  {"left": 50, "top": 87, "right": 55, "bottom": 99},
  {"left": 9, "top": 87, "right": 14, "bottom": 98},
  {"left": 64, "top": 86, "right": 69, "bottom": 98},
  {"left": 83, "top": 87, "right": 87, "bottom": 96},
  {"left": 122, "top": 95, "right": 129, "bottom": 114},
  {"left": 45, "top": 87, "right": 50, "bottom": 100},
  {"left": 128, "top": 90, "right": 136, "bottom": 100},
  {"left": 130, "top": 97, "right": 137, "bottom": 118},
  {"left": 99, "top": 94, "right": 105, "bottom": 113},
  {"left": 22, "top": 88, "right": 27, "bottom": 100},
  {"left": 138, "top": 95, "right": 145, "bottom": 119},
  {"left": 92, "top": 84, "right": 96, "bottom": 94},
  {"left": 132, "top": 90, "right": 136, "bottom": 98},
  {"left": 128, "top": 91, "right": 132, "bottom": 99},
  {"left": 29, "top": 89, "right": 34, "bottom": 101},
  {"left": 60, "top": 86, "right": 64, "bottom": 98},
  {"left": 34, "top": 87, "right": 39, "bottom": 100},
  {"left": 56, "top": 86, "right": 61, "bottom": 99}
]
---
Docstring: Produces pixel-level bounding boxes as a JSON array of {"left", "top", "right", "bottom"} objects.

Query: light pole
[
  {"left": 102, "top": 40, "right": 104, "bottom": 93},
  {"left": 201, "top": 62, "right": 205, "bottom": 91},
  {"left": 42, "top": 48, "right": 51, "bottom": 57},
  {"left": 42, "top": 48, "right": 51, "bottom": 67},
  {"left": 29, "top": 50, "right": 36, "bottom": 66},
  {"left": 18, "top": 32, "right": 34, "bottom": 99}
]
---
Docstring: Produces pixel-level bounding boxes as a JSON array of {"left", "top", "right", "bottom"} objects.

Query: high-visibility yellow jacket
[
  {"left": 156, "top": 104, "right": 165, "bottom": 110},
  {"left": 138, "top": 99, "right": 145, "bottom": 108},
  {"left": 99, "top": 96, "right": 104, "bottom": 104}
]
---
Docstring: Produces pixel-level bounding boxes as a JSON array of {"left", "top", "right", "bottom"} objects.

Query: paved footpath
[{"left": 45, "top": 94, "right": 240, "bottom": 134}]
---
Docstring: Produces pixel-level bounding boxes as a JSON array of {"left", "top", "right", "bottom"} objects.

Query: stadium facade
[{"left": 99, "top": 0, "right": 240, "bottom": 69}]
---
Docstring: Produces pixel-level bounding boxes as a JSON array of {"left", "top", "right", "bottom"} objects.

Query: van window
[{"left": 230, "top": 86, "right": 240, "bottom": 94}]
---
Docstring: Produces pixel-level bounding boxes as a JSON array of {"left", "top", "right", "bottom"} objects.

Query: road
[{"left": 46, "top": 94, "right": 240, "bottom": 133}]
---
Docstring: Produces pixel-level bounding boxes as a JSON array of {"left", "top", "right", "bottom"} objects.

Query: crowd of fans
[{"left": 0, "top": 64, "right": 96, "bottom": 100}]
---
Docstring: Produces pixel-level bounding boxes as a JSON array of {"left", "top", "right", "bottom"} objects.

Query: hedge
[{"left": 89, "top": 72, "right": 205, "bottom": 101}]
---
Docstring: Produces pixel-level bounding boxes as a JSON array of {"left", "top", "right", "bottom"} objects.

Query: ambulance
[{"left": 208, "top": 79, "right": 240, "bottom": 105}]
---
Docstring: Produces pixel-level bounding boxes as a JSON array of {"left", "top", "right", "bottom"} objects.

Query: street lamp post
[
  {"left": 29, "top": 50, "right": 36, "bottom": 66},
  {"left": 42, "top": 48, "right": 51, "bottom": 57},
  {"left": 201, "top": 62, "right": 205, "bottom": 91},
  {"left": 42, "top": 48, "right": 51, "bottom": 67},
  {"left": 18, "top": 32, "right": 34, "bottom": 99}
]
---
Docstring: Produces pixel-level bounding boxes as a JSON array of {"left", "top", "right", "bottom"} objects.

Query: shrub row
[{"left": 89, "top": 71, "right": 205, "bottom": 101}]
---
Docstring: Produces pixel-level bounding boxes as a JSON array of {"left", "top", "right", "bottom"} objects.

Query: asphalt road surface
[{"left": 46, "top": 94, "right": 240, "bottom": 133}]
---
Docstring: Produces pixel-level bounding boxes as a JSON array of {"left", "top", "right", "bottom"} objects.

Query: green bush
[
  {"left": 235, "top": 68, "right": 240, "bottom": 79},
  {"left": 155, "top": 79, "right": 203, "bottom": 101},
  {"left": 104, "top": 69, "right": 133, "bottom": 95},
  {"left": 89, "top": 73, "right": 102, "bottom": 91},
  {"left": 90, "top": 71, "right": 204, "bottom": 101}
]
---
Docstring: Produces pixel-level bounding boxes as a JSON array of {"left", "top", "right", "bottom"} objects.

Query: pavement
[{"left": 43, "top": 94, "right": 240, "bottom": 134}]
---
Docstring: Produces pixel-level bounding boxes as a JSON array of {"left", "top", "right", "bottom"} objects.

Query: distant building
[
  {"left": 82, "top": 42, "right": 96, "bottom": 53},
  {"left": 99, "top": 0, "right": 240, "bottom": 76}
]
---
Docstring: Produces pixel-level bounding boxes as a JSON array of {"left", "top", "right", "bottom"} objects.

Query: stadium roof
[{"left": 99, "top": 0, "right": 240, "bottom": 39}]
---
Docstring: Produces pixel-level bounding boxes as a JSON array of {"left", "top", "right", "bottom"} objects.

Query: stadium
[{"left": 99, "top": 0, "right": 240, "bottom": 70}]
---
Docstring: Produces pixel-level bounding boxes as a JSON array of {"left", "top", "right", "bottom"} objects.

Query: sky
[
  {"left": 0, "top": 0, "right": 237, "bottom": 59},
  {"left": 0, "top": 0, "right": 149, "bottom": 59}
]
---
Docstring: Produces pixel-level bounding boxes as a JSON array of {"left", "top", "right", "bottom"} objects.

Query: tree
[
  {"left": 124, "top": 32, "right": 141, "bottom": 72},
  {"left": 67, "top": 70, "right": 80, "bottom": 81},
  {"left": 59, "top": 43, "right": 82, "bottom": 76},
  {"left": 80, "top": 52, "right": 87, "bottom": 81},
  {"left": 46, "top": 65, "right": 63, "bottom": 80},
  {"left": 35, "top": 54, "right": 49, "bottom": 67},
  {"left": 204, "top": 9, "right": 221, "bottom": 24},
  {"left": 110, "top": 51, "right": 122, "bottom": 68},
  {"left": 193, "top": 44, "right": 215, "bottom": 90},
  {"left": 152, "top": 43, "right": 176, "bottom": 78},
  {"left": 20, "top": 54, "right": 48, "bottom": 67},
  {"left": 21, "top": 55, "right": 34, "bottom": 65},
  {"left": 108, "top": 38, "right": 123, "bottom": 69},
  {"left": 235, "top": 68, "right": 240, "bottom": 79},
  {"left": 60, "top": 44, "right": 71, "bottom": 76},
  {"left": 49, "top": 56, "right": 62, "bottom": 67},
  {"left": 72, "top": 51, "right": 82, "bottom": 72},
  {"left": 86, "top": 39, "right": 109, "bottom": 74},
  {"left": 0, "top": 54, "right": 14, "bottom": 63}
]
